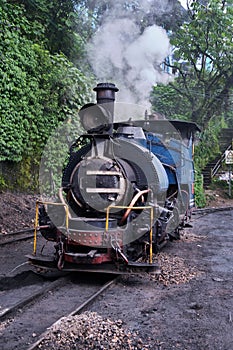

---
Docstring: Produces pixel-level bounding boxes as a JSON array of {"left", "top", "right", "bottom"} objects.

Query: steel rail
[
  {"left": 0, "top": 277, "right": 68, "bottom": 320},
  {"left": 192, "top": 206, "right": 233, "bottom": 215},
  {"left": 1, "top": 228, "right": 34, "bottom": 235},
  {"left": 0, "top": 226, "right": 49, "bottom": 246},
  {"left": 0, "top": 232, "right": 34, "bottom": 246}
]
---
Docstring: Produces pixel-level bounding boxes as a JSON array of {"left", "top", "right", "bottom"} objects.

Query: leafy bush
[
  {"left": 0, "top": 1, "right": 93, "bottom": 190},
  {"left": 194, "top": 168, "right": 206, "bottom": 208}
]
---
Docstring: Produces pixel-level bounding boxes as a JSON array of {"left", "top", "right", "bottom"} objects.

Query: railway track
[
  {"left": 0, "top": 271, "right": 117, "bottom": 350},
  {"left": 0, "top": 272, "right": 62, "bottom": 320},
  {"left": 191, "top": 206, "right": 233, "bottom": 222},
  {"left": 0, "top": 228, "right": 34, "bottom": 246},
  {"left": 26, "top": 278, "right": 116, "bottom": 350}
]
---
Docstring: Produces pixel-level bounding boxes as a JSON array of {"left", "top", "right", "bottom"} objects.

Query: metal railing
[
  {"left": 33, "top": 200, "right": 69, "bottom": 254},
  {"left": 105, "top": 205, "right": 154, "bottom": 264},
  {"left": 211, "top": 143, "right": 232, "bottom": 178},
  {"left": 33, "top": 201, "right": 155, "bottom": 265}
]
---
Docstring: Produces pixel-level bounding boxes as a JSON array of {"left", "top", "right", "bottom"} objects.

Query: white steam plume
[{"left": 87, "top": 1, "right": 172, "bottom": 109}]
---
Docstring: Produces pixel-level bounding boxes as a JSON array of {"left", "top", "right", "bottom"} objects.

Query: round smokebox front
[{"left": 70, "top": 156, "right": 128, "bottom": 212}]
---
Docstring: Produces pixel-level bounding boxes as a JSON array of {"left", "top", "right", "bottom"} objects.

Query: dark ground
[
  {"left": 0, "top": 189, "right": 233, "bottom": 349},
  {"left": 0, "top": 191, "right": 36, "bottom": 234},
  {"left": 90, "top": 208, "right": 233, "bottom": 349}
]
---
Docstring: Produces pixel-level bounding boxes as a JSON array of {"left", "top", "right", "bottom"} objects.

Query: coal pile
[
  {"left": 152, "top": 252, "right": 201, "bottom": 286},
  {"left": 38, "top": 311, "right": 152, "bottom": 350}
]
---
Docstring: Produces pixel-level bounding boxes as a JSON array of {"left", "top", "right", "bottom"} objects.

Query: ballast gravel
[{"left": 38, "top": 311, "right": 152, "bottom": 350}]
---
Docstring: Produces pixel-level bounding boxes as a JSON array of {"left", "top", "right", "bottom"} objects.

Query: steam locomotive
[{"left": 28, "top": 83, "right": 200, "bottom": 273}]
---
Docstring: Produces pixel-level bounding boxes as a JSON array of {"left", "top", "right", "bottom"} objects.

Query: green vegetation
[
  {"left": 153, "top": 0, "right": 233, "bottom": 129},
  {"left": 0, "top": 0, "right": 93, "bottom": 190}
]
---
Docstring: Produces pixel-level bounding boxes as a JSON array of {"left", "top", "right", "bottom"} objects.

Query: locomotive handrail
[
  {"left": 33, "top": 200, "right": 70, "bottom": 255},
  {"left": 105, "top": 205, "right": 154, "bottom": 264}
]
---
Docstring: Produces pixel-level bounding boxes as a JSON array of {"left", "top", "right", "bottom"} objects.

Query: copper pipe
[{"left": 119, "top": 189, "right": 151, "bottom": 225}]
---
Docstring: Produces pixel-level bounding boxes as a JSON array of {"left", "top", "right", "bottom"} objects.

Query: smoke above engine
[{"left": 86, "top": 0, "right": 173, "bottom": 108}]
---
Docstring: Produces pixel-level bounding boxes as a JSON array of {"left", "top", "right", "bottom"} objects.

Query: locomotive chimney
[
  {"left": 79, "top": 83, "right": 119, "bottom": 133},
  {"left": 93, "top": 82, "right": 119, "bottom": 105},
  {"left": 93, "top": 83, "right": 118, "bottom": 132}
]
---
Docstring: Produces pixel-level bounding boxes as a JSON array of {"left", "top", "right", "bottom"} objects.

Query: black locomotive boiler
[{"left": 28, "top": 83, "right": 200, "bottom": 273}]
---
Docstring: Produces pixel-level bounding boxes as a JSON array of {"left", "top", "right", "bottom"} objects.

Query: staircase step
[{"left": 201, "top": 128, "right": 233, "bottom": 187}]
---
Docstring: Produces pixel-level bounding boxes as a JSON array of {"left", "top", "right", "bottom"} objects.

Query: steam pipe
[{"left": 119, "top": 189, "right": 151, "bottom": 225}]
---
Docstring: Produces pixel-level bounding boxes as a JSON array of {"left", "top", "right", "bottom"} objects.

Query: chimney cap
[{"left": 93, "top": 82, "right": 119, "bottom": 93}]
